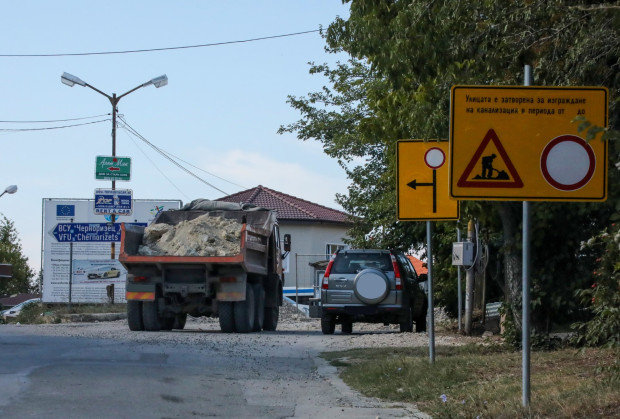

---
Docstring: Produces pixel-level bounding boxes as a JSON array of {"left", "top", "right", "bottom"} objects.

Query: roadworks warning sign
[{"left": 450, "top": 86, "right": 608, "bottom": 201}]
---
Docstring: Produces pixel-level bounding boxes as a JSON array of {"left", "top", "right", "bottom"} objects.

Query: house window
[{"left": 326, "top": 243, "right": 346, "bottom": 258}]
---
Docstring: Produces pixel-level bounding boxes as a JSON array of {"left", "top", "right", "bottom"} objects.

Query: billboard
[{"left": 42, "top": 198, "right": 182, "bottom": 303}]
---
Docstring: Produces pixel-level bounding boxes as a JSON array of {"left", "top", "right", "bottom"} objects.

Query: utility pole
[{"left": 464, "top": 219, "right": 475, "bottom": 335}]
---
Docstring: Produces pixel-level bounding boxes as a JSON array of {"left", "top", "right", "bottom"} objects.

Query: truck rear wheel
[
  {"left": 142, "top": 300, "right": 161, "bottom": 331},
  {"left": 127, "top": 300, "right": 144, "bottom": 331},
  {"left": 219, "top": 301, "right": 235, "bottom": 333},
  {"left": 263, "top": 306, "right": 279, "bottom": 331},
  {"left": 234, "top": 284, "right": 255, "bottom": 333},
  {"left": 252, "top": 283, "right": 265, "bottom": 332}
]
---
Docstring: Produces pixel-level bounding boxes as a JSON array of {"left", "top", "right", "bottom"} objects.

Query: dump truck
[{"left": 119, "top": 199, "right": 289, "bottom": 333}]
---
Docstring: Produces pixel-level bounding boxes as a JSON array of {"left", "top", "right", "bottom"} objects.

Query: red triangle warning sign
[{"left": 457, "top": 129, "right": 523, "bottom": 188}]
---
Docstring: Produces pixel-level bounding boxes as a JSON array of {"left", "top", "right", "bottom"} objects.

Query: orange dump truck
[{"left": 119, "top": 200, "right": 289, "bottom": 333}]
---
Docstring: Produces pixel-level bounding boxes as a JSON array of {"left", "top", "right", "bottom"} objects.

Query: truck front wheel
[
  {"left": 142, "top": 300, "right": 161, "bottom": 331},
  {"left": 252, "top": 283, "right": 265, "bottom": 332},
  {"left": 263, "top": 306, "right": 279, "bottom": 331},
  {"left": 173, "top": 313, "right": 187, "bottom": 330},
  {"left": 234, "top": 284, "right": 255, "bottom": 333},
  {"left": 127, "top": 300, "right": 144, "bottom": 331}
]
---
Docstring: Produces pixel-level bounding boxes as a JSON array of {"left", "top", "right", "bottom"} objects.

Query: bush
[{"left": 571, "top": 224, "right": 620, "bottom": 349}]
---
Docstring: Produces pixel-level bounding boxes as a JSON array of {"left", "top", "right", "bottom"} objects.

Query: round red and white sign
[
  {"left": 424, "top": 147, "right": 445, "bottom": 169},
  {"left": 540, "top": 135, "right": 595, "bottom": 191}
]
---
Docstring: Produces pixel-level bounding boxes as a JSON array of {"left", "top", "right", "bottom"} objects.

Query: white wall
[{"left": 280, "top": 223, "right": 349, "bottom": 292}]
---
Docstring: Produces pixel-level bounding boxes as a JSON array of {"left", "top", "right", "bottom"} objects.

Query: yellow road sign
[
  {"left": 397, "top": 140, "right": 459, "bottom": 221},
  {"left": 450, "top": 86, "right": 608, "bottom": 201}
]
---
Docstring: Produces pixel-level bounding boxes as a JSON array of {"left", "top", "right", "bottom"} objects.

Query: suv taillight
[
  {"left": 391, "top": 254, "right": 402, "bottom": 290},
  {"left": 322, "top": 254, "right": 336, "bottom": 289}
]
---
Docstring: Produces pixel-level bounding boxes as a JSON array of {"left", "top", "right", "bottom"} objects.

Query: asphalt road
[{"left": 0, "top": 320, "right": 428, "bottom": 418}]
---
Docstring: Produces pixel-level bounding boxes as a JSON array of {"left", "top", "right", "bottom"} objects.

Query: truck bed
[{"left": 119, "top": 209, "right": 274, "bottom": 275}]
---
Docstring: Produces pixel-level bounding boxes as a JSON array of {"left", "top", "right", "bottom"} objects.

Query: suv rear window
[{"left": 331, "top": 252, "right": 393, "bottom": 274}]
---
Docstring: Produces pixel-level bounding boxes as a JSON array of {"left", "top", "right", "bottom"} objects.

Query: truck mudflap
[{"left": 126, "top": 291, "right": 155, "bottom": 301}]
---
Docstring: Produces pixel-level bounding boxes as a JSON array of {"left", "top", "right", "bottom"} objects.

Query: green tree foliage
[
  {"left": 280, "top": 1, "right": 619, "bottom": 339},
  {"left": 572, "top": 223, "right": 620, "bottom": 348},
  {"left": 0, "top": 215, "right": 36, "bottom": 296}
]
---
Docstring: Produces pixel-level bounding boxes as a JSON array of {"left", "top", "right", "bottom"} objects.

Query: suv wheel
[
  {"left": 399, "top": 307, "right": 413, "bottom": 333},
  {"left": 321, "top": 314, "right": 336, "bottom": 335}
]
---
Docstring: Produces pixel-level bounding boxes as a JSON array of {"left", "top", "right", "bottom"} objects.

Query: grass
[{"left": 322, "top": 343, "right": 620, "bottom": 418}]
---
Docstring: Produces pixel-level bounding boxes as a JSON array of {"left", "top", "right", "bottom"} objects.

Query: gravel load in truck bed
[{"left": 138, "top": 214, "right": 243, "bottom": 257}]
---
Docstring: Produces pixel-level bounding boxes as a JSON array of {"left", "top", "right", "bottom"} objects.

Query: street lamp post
[
  {"left": 61, "top": 73, "right": 167, "bottom": 259},
  {"left": 0, "top": 185, "right": 18, "bottom": 198}
]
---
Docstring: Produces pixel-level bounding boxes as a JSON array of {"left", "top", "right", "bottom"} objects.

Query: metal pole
[
  {"left": 110, "top": 95, "right": 118, "bottom": 260},
  {"left": 465, "top": 219, "right": 475, "bottom": 335},
  {"left": 427, "top": 221, "right": 435, "bottom": 363},
  {"left": 68, "top": 218, "right": 73, "bottom": 310},
  {"left": 295, "top": 253, "right": 299, "bottom": 312},
  {"left": 457, "top": 227, "right": 462, "bottom": 332},
  {"left": 522, "top": 64, "right": 532, "bottom": 408}
]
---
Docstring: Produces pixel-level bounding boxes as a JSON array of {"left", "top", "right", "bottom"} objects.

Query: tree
[
  {"left": 281, "top": 1, "right": 619, "bottom": 339},
  {"left": 0, "top": 215, "right": 36, "bottom": 296}
]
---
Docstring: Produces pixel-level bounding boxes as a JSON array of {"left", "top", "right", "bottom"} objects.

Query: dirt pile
[{"left": 138, "top": 214, "right": 243, "bottom": 257}]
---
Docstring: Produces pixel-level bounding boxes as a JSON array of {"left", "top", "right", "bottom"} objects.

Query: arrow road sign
[
  {"left": 397, "top": 140, "right": 459, "bottom": 221},
  {"left": 50, "top": 222, "right": 146, "bottom": 243}
]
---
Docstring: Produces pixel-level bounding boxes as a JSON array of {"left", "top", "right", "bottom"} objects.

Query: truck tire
[
  {"left": 142, "top": 300, "right": 161, "bottom": 331},
  {"left": 173, "top": 313, "right": 187, "bottom": 330},
  {"left": 263, "top": 306, "right": 279, "bottom": 331},
  {"left": 252, "top": 283, "right": 265, "bottom": 332},
  {"left": 234, "top": 284, "right": 255, "bottom": 333},
  {"left": 219, "top": 301, "right": 235, "bottom": 333},
  {"left": 127, "top": 300, "right": 144, "bottom": 331},
  {"left": 321, "top": 314, "right": 336, "bottom": 335}
]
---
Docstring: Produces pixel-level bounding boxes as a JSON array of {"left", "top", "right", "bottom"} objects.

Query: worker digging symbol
[
  {"left": 476, "top": 153, "right": 510, "bottom": 180},
  {"left": 456, "top": 129, "right": 523, "bottom": 188}
]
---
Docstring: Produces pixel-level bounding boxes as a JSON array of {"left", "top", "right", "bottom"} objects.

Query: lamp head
[
  {"left": 4, "top": 185, "right": 17, "bottom": 194},
  {"left": 61, "top": 72, "right": 86, "bottom": 87},
  {"left": 150, "top": 75, "right": 168, "bottom": 88}
]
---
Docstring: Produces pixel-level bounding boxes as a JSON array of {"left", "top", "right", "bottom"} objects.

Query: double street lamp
[{"left": 61, "top": 72, "right": 168, "bottom": 259}]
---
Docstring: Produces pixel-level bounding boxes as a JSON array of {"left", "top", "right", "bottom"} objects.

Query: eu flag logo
[{"left": 56, "top": 205, "right": 75, "bottom": 217}]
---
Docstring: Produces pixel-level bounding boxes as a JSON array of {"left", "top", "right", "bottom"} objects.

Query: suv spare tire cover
[{"left": 353, "top": 268, "right": 390, "bottom": 304}]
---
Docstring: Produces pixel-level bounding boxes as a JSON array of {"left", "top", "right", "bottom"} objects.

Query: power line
[
  {"left": 120, "top": 128, "right": 192, "bottom": 202},
  {"left": 0, "top": 118, "right": 110, "bottom": 132},
  {"left": 0, "top": 29, "right": 321, "bottom": 57},
  {"left": 0, "top": 114, "right": 110, "bottom": 123},
  {"left": 118, "top": 116, "right": 230, "bottom": 196}
]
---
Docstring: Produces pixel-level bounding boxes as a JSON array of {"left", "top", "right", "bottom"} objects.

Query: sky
[{"left": 0, "top": 1, "right": 352, "bottom": 273}]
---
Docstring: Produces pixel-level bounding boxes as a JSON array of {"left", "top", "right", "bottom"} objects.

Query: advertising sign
[
  {"left": 42, "top": 198, "right": 181, "bottom": 303},
  {"left": 450, "top": 86, "right": 608, "bottom": 201},
  {"left": 94, "top": 188, "right": 133, "bottom": 215},
  {"left": 95, "top": 156, "right": 131, "bottom": 181}
]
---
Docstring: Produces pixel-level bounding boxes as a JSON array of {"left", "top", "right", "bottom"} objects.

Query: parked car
[
  {"left": 320, "top": 249, "right": 428, "bottom": 334},
  {"left": 87, "top": 267, "right": 121, "bottom": 279},
  {"left": 1, "top": 298, "right": 41, "bottom": 318}
]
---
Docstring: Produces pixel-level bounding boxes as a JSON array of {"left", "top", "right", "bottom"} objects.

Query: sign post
[
  {"left": 397, "top": 140, "right": 459, "bottom": 364},
  {"left": 450, "top": 76, "right": 609, "bottom": 408}
]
